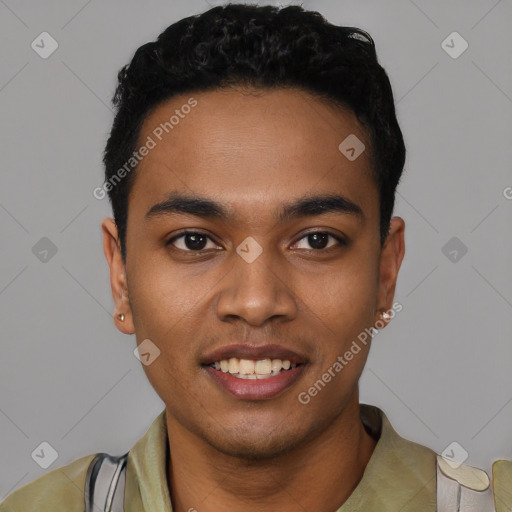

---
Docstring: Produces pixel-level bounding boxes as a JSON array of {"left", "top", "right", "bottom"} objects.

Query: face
[{"left": 103, "top": 87, "right": 405, "bottom": 460}]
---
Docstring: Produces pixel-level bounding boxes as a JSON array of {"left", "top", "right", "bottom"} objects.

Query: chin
[
  {"left": 210, "top": 435, "right": 299, "bottom": 461},
  {"left": 201, "top": 420, "right": 310, "bottom": 461}
]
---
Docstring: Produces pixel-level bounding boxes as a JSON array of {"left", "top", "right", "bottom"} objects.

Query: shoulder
[
  {"left": 0, "top": 452, "right": 98, "bottom": 512},
  {"left": 374, "top": 406, "right": 438, "bottom": 475}
]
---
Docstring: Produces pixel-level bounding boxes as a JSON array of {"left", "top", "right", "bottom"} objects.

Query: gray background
[{"left": 1, "top": 0, "right": 511, "bottom": 500}]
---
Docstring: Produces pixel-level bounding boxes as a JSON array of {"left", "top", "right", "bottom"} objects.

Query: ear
[
  {"left": 374, "top": 216, "right": 405, "bottom": 327},
  {"left": 101, "top": 217, "right": 135, "bottom": 335}
]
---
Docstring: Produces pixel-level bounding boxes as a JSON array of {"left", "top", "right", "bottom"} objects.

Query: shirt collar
[
  {"left": 124, "top": 403, "right": 436, "bottom": 512},
  {"left": 125, "top": 408, "right": 172, "bottom": 512},
  {"left": 341, "top": 404, "right": 436, "bottom": 511}
]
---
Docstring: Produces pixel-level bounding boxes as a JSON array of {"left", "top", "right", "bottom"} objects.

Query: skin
[{"left": 102, "top": 87, "right": 405, "bottom": 512}]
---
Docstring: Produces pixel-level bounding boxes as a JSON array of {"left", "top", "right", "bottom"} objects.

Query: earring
[
  {"left": 116, "top": 313, "right": 125, "bottom": 322},
  {"left": 380, "top": 311, "right": 391, "bottom": 321}
]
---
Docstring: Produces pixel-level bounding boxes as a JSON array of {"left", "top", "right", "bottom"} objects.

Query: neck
[{"left": 166, "top": 394, "right": 377, "bottom": 512}]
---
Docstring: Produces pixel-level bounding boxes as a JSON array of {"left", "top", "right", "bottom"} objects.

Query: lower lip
[{"left": 203, "top": 365, "right": 306, "bottom": 400}]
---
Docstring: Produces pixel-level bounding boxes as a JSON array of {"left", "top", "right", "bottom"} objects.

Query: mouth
[
  {"left": 204, "top": 357, "right": 303, "bottom": 379},
  {"left": 200, "top": 344, "right": 309, "bottom": 400}
]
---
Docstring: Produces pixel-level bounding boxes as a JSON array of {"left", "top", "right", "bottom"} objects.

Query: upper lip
[{"left": 200, "top": 343, "right": 308, "bottom": 366}]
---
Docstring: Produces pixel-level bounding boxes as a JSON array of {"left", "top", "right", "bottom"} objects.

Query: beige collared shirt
[{"left": 0, "top": 403, "right": 460, "bottom": 511}]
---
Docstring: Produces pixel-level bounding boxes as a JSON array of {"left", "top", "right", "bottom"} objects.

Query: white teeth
[
  {"left": 254, "top": 359, "right": 272, "bottom": 375},
  {"left": 270, "top": 359, "right": 282, "bottom": 372},
  {"left": 209, "top": 357, "right": 298, "bottom": 377},
  {"left": 234, "top": 370, "right": 281, "bottom": 380},
  {"left": 239, "top": 359, "right": 255, "bottom": 375},
  {"left": 228, "top": 357, "right": 239, "bottom": 374}
]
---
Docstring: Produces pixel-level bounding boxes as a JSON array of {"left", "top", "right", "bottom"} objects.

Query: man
[{"left": 0, "top": 3, "right": 503, "bottom": 511}]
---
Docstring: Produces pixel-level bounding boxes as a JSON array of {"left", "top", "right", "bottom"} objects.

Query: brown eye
[
  {"left": 167, "top": 231, "right": 219, "bottom": 251},
  {"left": 294, "top": 231, "right": 346, "bottom": 251}
]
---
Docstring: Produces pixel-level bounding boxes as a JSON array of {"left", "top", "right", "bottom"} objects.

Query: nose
[{"left": 215, "top": 246, "right": 298, "bottom": 327}]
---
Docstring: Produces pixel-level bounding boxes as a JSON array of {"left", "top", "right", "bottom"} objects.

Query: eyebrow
[{"left": 145, "top": 191, "right": 364, "bottom": 223}]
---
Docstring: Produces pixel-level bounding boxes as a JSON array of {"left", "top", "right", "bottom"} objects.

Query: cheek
[
  {"left": 300, "top": 254, "right": 379, "bottom": 336},
  {"left": 129, "top": 259, "right": 203, "bottom": 332},
  {"left": 298, "top": 269, "right": 376, "bottom": 409},
  {"left": 128, "top": 265, "right": 201, "bottom": 405},
  {"left": 127, "top": 258, "right": 221, "bottom": 381}
]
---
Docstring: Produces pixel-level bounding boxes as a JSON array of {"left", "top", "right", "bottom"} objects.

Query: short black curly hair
[{"left": 102, "top": 2, "right": 405, "bottom": 263}]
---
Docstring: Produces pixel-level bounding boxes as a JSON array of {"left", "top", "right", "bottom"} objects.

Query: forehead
[{"left": 128, "top": 87, "right": 378, "bottom": 224}]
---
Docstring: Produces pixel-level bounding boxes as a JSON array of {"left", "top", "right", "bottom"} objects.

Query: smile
[
  {"left": 207, "top": 357, "right": 300, "bottom": 379},
  {"left": 202, "top": 358, "right": 307, "bottom": 400}
]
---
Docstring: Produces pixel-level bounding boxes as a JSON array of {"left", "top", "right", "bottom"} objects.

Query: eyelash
[{"left": 166, "top": 230, "right": 347, "bottom": 253}]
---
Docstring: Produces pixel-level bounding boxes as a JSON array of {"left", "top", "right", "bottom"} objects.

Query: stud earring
[
  {"left": 116, "top": 313, "right": 125, "bottom": 322},
  {"left": 380, "top": 311, "right": 391, "bottom": 321}
]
